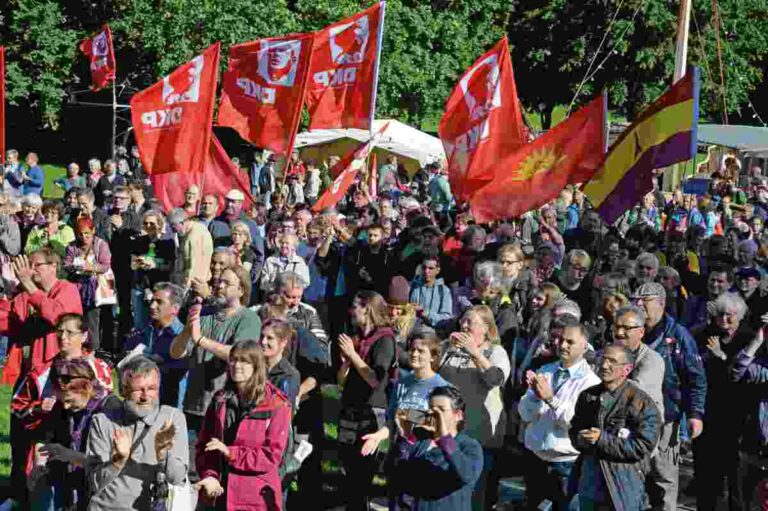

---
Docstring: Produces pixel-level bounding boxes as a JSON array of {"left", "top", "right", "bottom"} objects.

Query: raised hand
[
  {"left": 112, "top": 427, "right": 133, "bottom": 463},
  {"left": 204, "top": 438, "right": 231, "bottom": 460},
  {"left": 154, "top": 419, "right": 176, "bottom": 462}
]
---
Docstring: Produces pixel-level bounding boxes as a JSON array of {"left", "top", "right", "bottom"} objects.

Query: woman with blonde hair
[
  {"left": 195, "top": 340, "right": 291, "bottom": 510},
  {"left": 439, "top": 304, "right": 511, "bottom": 510}
]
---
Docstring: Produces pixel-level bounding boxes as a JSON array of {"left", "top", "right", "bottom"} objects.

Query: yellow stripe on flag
[{"left": 584, "top": 99, "right": 695, "bottom": 207}]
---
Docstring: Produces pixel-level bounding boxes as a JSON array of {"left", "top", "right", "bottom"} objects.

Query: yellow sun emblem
[{"left": 510, "top": 148, "right": 567, "bottom": 181}]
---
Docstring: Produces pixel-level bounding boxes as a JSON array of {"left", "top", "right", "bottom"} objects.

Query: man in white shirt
[{"left": 519, "top": 320, "right": 600, "bottom": 510}]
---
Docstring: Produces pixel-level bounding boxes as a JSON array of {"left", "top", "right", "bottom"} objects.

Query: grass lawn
[
  {"left": 41, "top": 164, "right": 67, "bottom": 199},
  {"left": 0, "top": 385, "right": 10, "bottom": 479}
]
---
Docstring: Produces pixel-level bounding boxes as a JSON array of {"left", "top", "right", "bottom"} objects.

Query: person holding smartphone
[{"left": 392, "top": 385, "right": 483, "bottom": 511}]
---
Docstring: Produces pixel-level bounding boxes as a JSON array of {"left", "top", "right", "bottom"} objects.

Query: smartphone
[{"left": 404, "top": 409, "right": 428, "bottom": 425}]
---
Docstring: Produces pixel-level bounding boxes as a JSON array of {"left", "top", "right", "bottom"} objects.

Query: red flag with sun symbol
[{"left": 469, "top": 93, "right": 606, "bottom": 222}]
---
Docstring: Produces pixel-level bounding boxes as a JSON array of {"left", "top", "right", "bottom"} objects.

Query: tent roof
[
  {"left": 294, "top": 119, "right": 445, "bottom": 167},
  {"left": 698, "top": 124, "right": 768, "bottom": 156}
]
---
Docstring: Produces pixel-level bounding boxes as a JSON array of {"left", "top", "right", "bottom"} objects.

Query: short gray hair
[
  {"left": 657, "top": 266, "right": 680, "bottom": 286},
  {"left": 714, "top": 292, "right": 748, "bottom": 321},
  {"left": 119, "top": 356, "right": 160, "bottom": 396},
  {"left": 552, "top": 297, "right": 582, "bottom": 321},
  {"left": 614, "top": 305, "right": 647, "bottom": 327},
  {"left": 152, "top": 281, "right": 185, "bottom": 308},
  {"left": 565, "top": 249, "right": 591, "bottom": 269},
  {"left": 167, "top": 208, "right": 188, "bottom": 226},
  {"left": 275, "top": 271, "right": 308, "bottom": 291},
  {"left": 636, "top": 252, "right": 660, "bottom": 271}
]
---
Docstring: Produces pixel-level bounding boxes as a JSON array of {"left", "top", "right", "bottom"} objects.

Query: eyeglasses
[
  {"left": 57, "top": 328, "right": 83, "bottom": 337},
  {"left": 500, "top": 259, "right": 523, "bottom": 265},
  {"left": 114, "top": 196, "right": 129, "bottom": 201},
  {"left": 611, "top": 324, "right": 643, "bottom": 333},
  {"left": 55, "top": 375, "right": 87, "bottom": 386}
]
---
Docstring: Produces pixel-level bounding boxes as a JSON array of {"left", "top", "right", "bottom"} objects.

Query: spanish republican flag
[
  {"left": 470, "top": 93, "right": 606, "bottom": 223},
  {"left": 584, "top": 68, "right": 700, "bottom": 224}
]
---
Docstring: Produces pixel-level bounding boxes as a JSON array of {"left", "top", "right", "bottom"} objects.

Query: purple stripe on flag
[{"left": 597, "top": 131, "right": 694, "bottom": 224}]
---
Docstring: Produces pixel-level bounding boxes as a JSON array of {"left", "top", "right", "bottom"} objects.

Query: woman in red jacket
[{"left": 195, "top": 339, "right": 292, "bottom": 510}]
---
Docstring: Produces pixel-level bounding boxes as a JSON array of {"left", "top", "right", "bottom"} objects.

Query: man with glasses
[
  {"left": 571, "top": 345, "right": 662, "bottom": 511},
  {"left": 631, "top": 282, "right": 706, "bottom": 511},
  {"left": 519, "top": 321, "right": 600, "bottom": 510},
  {"left": 0, "top": 249, "right": 82, "bottom": 504},
  {"left": 610, "top": 305, "right": 665, "bottom": 415}
]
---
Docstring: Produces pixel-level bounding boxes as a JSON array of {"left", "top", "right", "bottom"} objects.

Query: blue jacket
[
  {"left": 643, "top": 314, "right": 707, "bottom": 423},
  {"left": 8, "top": 164, "right": 44, "bottom": 196},
  {"left": 409, "top": 277, "right": 453, "bottom": 329},
  {"left": 394, "top": 432, "right": 483, "bottom": 511}
]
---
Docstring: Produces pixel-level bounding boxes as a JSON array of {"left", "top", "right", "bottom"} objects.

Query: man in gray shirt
[
  {"left": 86, "top": 357, "right": 188, "bottom": 510},
  {"left": 611, "top": 305, "right": 665, "bottom": 416}
]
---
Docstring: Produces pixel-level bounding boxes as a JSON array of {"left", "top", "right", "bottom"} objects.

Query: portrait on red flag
[
  {"left": 218, "top": 34, "right": 313, "bottom": 156},
  {"left": 130, "top": 42, "right": 219, "bottom": 175},
  {"left": 305, "top": 2, "right": 384, "bottom": 130},
  {"left": 79, "top": 25, "right": 116, "bottom": 91}
]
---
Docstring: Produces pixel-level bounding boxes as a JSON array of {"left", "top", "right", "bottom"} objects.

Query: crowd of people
[{"left": 0, "top": 144, "right": 766, "bottom": 511}]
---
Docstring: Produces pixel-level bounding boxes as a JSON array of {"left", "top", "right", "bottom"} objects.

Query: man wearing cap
[
  {"left": 736, "top": 266, "right": 768, "bottom": 329},
  {"left": 631, "top": 281, "right": 706, "bottom": 511},
  {"left": 208, "top": 189, "right": 265, "bottom": 278}
]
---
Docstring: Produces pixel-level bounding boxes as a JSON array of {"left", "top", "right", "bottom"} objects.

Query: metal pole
[
  {"left": 665, "top": 0, "right": 693, "bottom": 191},
  {"left": 111, "top": 81, "right": 117, "bottom": 159}
]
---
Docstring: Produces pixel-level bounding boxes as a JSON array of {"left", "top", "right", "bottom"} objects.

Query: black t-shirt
[
  {"left": 341, "top": 331, "right": 396, "bottom": 409},
  {"left": 555, "top": 273, "right": 594, "bottom": 318}
]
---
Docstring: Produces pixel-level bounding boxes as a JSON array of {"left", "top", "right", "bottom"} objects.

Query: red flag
[
  {"left": 218, "top": 33, "right": 314, "bottom": 156},
  {"left": 151, "top": 134, "right": 254, "bottom": 212},
  {"left": 305, "top": 2, "right": 385, "bottom": 130},
  {"left": 312, "top": 123, "right": 389, "bottom": 212},
  {"left": 0, "top": 47, "right": 5, "bottom": 166},
  {"left": 469, "top": 94, "right": 606, "bottom": 223},
  {"left": 79, "top": 25, "right": 116, "bottom": 91},
  {"left": 439, "top": 37, "right": 526, "bottom": 201},
  {"left": 131, "top": 43, "right": 220, "bottom": 176}
]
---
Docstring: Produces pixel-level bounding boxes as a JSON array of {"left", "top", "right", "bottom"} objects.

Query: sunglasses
[{"left": 55, "top": 375, "right": 88, "bottom": 386}]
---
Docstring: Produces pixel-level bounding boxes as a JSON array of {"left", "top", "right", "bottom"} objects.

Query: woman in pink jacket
[{"left": 195, "top": 339, "right": 292, "bottom": 510}]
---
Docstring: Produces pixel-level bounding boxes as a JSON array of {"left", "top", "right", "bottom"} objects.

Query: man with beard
[
  {"left": 86, "top": 356, "right": 188, "bottom": 510},
  {"left": 633, "top": 252, "right": 660, "bottom": 289},
  {"left": 554, "top": 249, "right": 593, "bottom": 318},
  {"left": 169, "top": 266, "right": 261, "bottom": 474}
]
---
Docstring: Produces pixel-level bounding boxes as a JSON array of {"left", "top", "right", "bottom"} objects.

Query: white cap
[{"left": 225, "top": 189, "right": 245, "bottom": 201}]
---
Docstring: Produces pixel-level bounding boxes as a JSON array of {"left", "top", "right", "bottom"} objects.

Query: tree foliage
[{"left": 1, "top": 0, "right": 767, "bottom": 132}]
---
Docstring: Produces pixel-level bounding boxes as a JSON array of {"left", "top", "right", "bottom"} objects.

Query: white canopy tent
[{"left": 294, "top": 119, "right": 445, "bottom": 175}]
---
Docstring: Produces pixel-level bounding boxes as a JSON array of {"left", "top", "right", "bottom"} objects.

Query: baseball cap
[
  {"left": 630, "top": 282, "right": 666, "bottom": 300},
  {"left": 225, "top": 189, "right": 245, "bottom": 201},
  {"left": 736, "top": 266, "right": 762, "bottom": 280}
]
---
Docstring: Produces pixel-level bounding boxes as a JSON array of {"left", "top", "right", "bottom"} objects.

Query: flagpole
[
  {"left": 664, "top": 0, "right": 693, "bottom": 191},
  {"left": 111, "top": 79, "right": 117, "bottom": 160},
  {"left": 368, "top": 1, "right": 386, "bottom": 137}
]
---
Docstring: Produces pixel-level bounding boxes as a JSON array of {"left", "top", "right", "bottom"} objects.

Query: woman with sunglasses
[
  {"left": 33, "top": 357, "right": 120, "bottom": 510},
  {"left": 10, "top": 314, "right": 113, "bottom": 507},
  {"left": 195, "top": 340, "right": 291, "bottom": 510}
]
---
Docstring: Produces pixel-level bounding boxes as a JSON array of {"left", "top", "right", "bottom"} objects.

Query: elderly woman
[
  {"left": 16, "top": 193, "right": 44, "bottom": 248},
  {"left": 260, "top": 232, "right": 310, "bottom": 294},
  {"left": 53, "top": 163, "right": 87, "bottom": 193},
  {"left": 228, "top": 220, "right": 258, "bottom": 276},
  {"left": 25, "top": 201, "right": 76, "bottom": 258},
  {"left": 694, "top": 292, "right": 753, "bottom": 510},
  {"left": 34, "top": 357, "right": 120, "bottom": 511},
  {"left": 64, "top": 217, "right": 113, "bottom": 352},
  {"left": 439, "top": 305, "right": 511, "bottom": 511}
]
